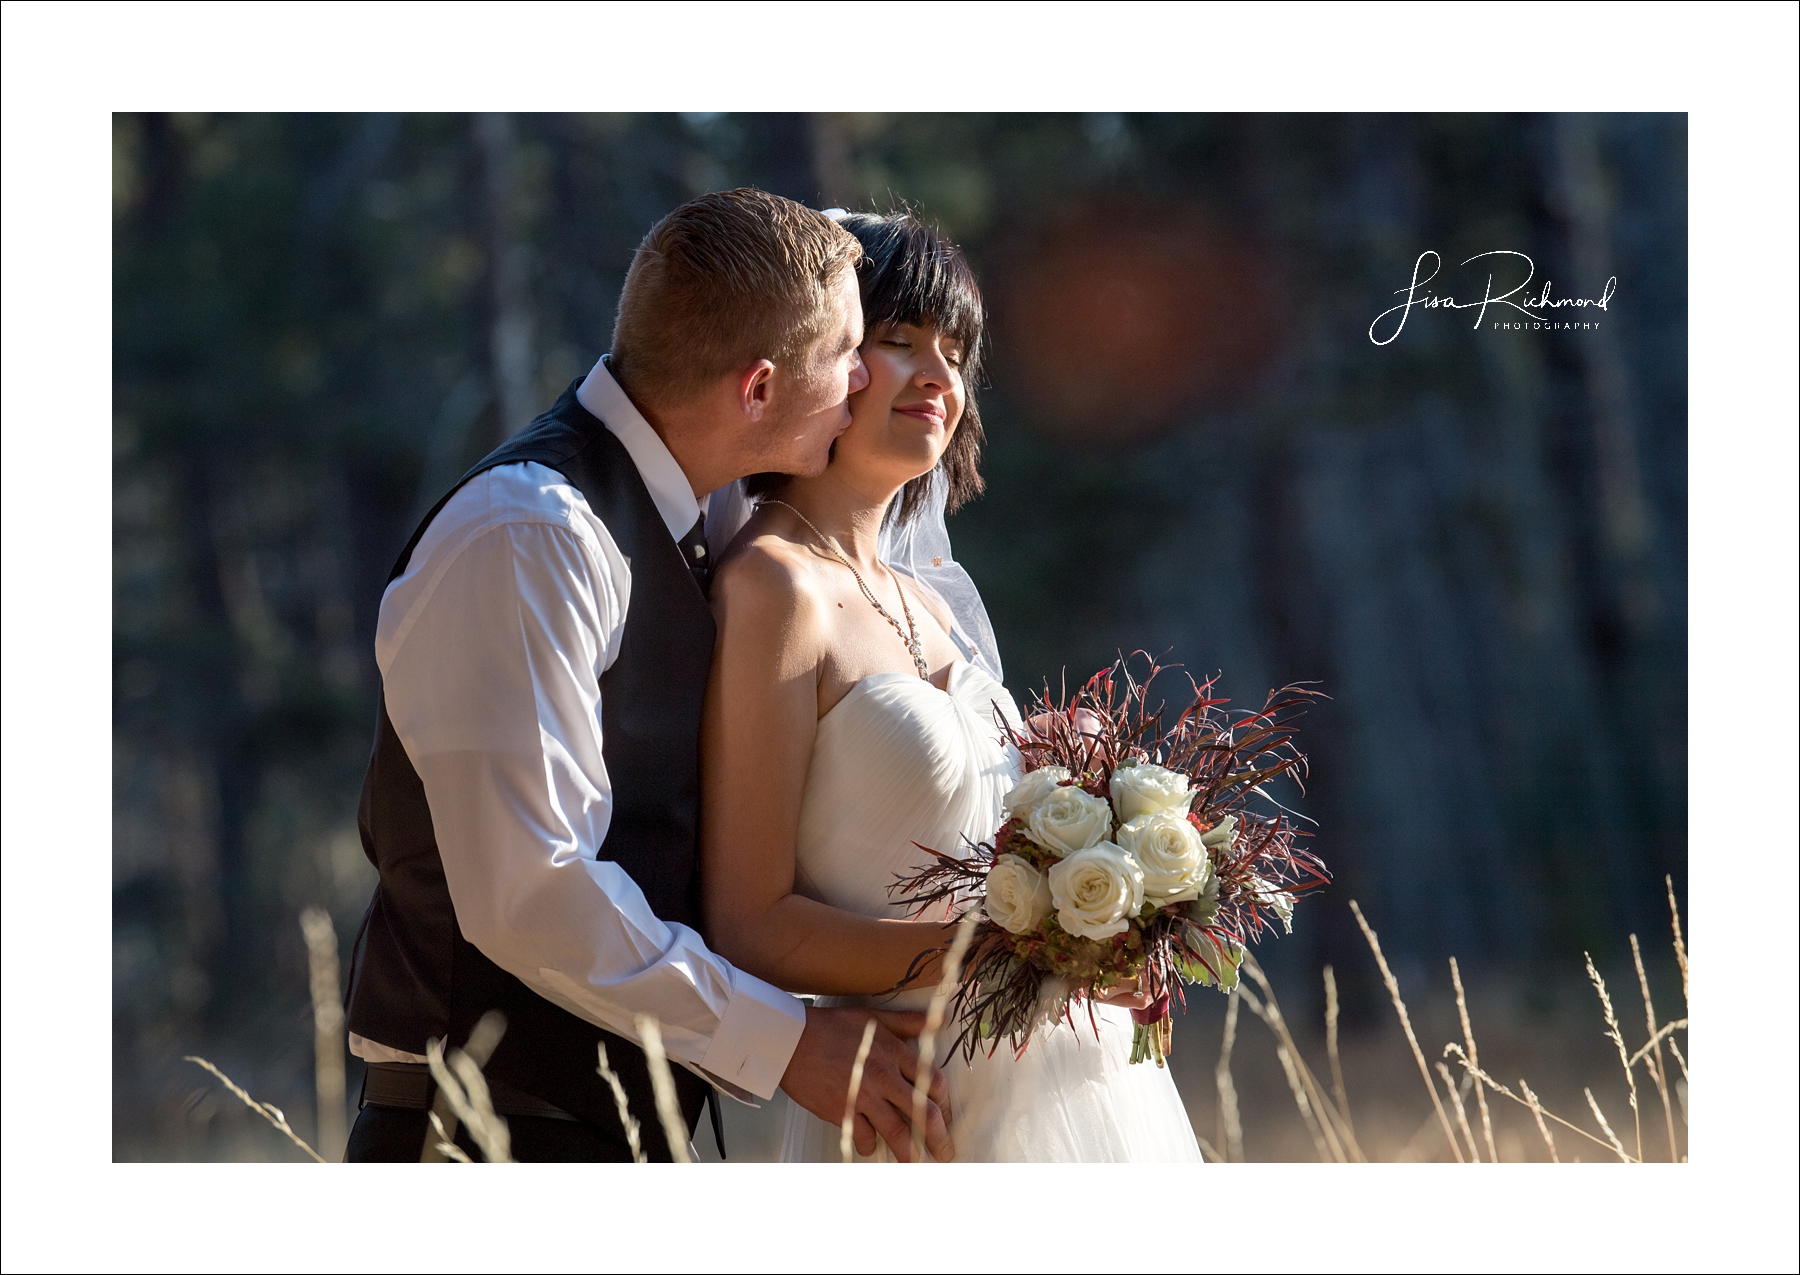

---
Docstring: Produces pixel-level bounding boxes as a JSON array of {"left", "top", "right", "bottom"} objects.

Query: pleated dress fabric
[{"left": 778, "top": 662, "right": 1203, "bottom": 1163}]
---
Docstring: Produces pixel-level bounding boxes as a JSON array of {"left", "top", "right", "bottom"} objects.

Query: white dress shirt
[{"left": 350, "top": 357, "right": 803, "bottom": 1101}]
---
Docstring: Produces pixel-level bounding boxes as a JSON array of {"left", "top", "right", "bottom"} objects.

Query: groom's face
[{"left": 758, "top": 268, "right": 869, "bottom": 477}]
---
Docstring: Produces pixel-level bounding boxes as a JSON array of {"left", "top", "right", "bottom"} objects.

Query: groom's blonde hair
[{"left": 610, "top": 188, "right": 863, "bottom": 404}]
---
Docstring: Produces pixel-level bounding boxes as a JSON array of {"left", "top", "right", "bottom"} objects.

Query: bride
[{"left": 701, "top": 211, "right": 1202, "bottom": 1163}]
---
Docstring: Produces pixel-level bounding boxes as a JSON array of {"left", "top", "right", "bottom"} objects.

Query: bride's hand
[{"left": 1096, "top": 976, "right": 1153, "bottom": 1011}]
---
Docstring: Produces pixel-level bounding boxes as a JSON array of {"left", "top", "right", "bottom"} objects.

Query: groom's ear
[{"left": 737, "top": 359, "right": 778, "bottom": 421}]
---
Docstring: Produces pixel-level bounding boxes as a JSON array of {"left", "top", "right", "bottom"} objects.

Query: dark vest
[{"left": 345, "top": 378, "right": 713, "bottom": 1157}]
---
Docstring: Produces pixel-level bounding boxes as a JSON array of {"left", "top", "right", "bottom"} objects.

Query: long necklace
[{"left": 764, "top": 499, "right": 930, "bottom": 681}]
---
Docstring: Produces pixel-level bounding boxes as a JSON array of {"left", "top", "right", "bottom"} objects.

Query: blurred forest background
[{"left": 113, "top": 112, "right": 1687, "bottom": 1161}]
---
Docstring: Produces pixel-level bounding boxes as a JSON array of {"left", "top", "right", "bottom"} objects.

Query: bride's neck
[{"left": 765, "top": 470, "right": 902, "bottom": 568}]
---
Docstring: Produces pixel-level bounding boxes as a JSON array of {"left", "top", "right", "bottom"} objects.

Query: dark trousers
[{"left": 345, "top": 1103, "right": 641, "bottom": 1163}]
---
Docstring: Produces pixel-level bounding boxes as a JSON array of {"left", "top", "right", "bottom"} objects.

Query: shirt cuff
[{"left": 696, "top": 969, "right": 807, "bottom": 1100}]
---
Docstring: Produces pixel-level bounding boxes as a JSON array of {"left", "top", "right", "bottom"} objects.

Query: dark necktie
[{"left": 678, "top": 512, "right": 712, "bottom": 594}]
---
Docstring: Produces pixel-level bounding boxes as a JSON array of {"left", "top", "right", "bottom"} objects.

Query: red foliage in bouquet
[{"left": 892, "top": 654, "right": 1328, "bottom": 1065}]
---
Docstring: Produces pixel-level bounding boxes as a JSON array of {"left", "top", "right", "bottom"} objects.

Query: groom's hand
[{"left": 780, "top": 1006, "right": 954, "bottom": 1163}]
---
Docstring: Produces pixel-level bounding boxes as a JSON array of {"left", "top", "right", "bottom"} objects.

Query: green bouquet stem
[{"left": 1129, "top": 1014, "right": 1173, "bottom": 1067}]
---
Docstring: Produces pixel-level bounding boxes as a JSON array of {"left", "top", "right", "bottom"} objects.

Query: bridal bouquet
[{"left": 893, "top": 655, "right": 1327, "bottom": 1066}]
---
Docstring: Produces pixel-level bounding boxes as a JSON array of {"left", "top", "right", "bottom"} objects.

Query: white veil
[{"left": 879, "top": 467, "right": 1004, "bottom": 686}]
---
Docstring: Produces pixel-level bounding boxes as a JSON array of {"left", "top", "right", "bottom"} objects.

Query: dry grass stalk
[
  {"left": 911, "top": 913, "right": 978, "bottom": 1163},
  {"left": 1241, "top": 954, "right": 1363, "bottom": 1159},
  {"left": 1436, "top": 1060, "right": 1482, "bottom": 1163},
  {"left": 421, "top": 1008, "right": 507, "bottom": 1159},
  {"left": 422, "top": 1011, "right": 506, "bottom": 1163},
  {"left": 1394, "top": 1107, "right": 1450, "bottom": 1162},
  {"left": 183, "top": 1056, "right": 327, "bottom": 1163},
  {"left": 429, "top": 1111, "right": 473, "bottom": 1163},
  {"left": 426, "top": 1013, "right": 513, "bottom": 1163},
  {"left": 1666, "top": 875, "right": 1688, "bottom": 1010},
  {"left": 1585, "top": 1087, "right": 1630, "bottom": 1163},
  {"left": 1627, "top": 1018, "right": 1689, "bottom": 1068},
  {"left": 297, "top": 907, "right": 347, "bottom": 1159},
  {"left": 839, "top": 1019, "right": 878, "bottom": 1164},
  {"left": 1214, "top": 990, "right": 1244, "bottom": 1163},
  {"left": 1349, "top": 900, "right": 1463, "bottom": 1162},
  {"left": 1667, "top": 1037, "right": 1689, "bottom": 1086},
  {"left": 1519, "top": 1078, "right": 1559, "bottom": 1162},
  {"left": 596, "top": 1043, "right": 645, "bottom": 1164},
  {"left": 1443, "top": 1044, "right": 1636, "bottom": 1161},
  {"left": 633, "top": 1015, "right": 692, "bottom": 1163},
  {"left": 1670, "top": 1046, "right": 1687, "bottom": 1146},
  {"left": 1237, "top": 969, "right": 1353, "bottom": 1162},
  {"left": 1584, "top": 952, "right": 1641, "bottom": 1161},
  {"left": 1629, "top": 933, "right": 1679, "bottom": 1163},
  {"left": 1261, "top": 1017, "right": 1332, "bottom": 1162},
  {"left": 1322, "top": 964, "right": 1355, "bottom": 1141},
  {"left": 1194, "top": 1134, "right": 1224, "bottom": 1163},
  {"left": 1448, "top": 957, "right": 1497, "bottom": 1163},
  {"left": 1280, "top": 1042, "right": 1334, "bottom": 1162}
]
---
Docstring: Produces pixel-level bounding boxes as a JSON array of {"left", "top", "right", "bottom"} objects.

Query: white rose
[
  {"left": 1026, "top": 784, "right": 1115, "bottom": 856},
  {"left": 1048, "top": 842, "right": 1146, "bottom": 940},
  {"left": 1117, "top": 811, "right": 1213, "bottom": 906},
  {"left": 1001, "top": 767, "right": 1072, "bottom": 822},
  {"left": 1109, "top": 762, "right": 1192, "bottom": 823},
  {"left": 983, "top": 854, "right": 1055, "bottom": 934},
  {"left": 1200, "top": 815, "right": 1237, "bottom": 854}
]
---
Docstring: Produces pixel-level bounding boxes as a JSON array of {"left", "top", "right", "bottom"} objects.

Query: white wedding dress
[{"left": 779, "top": 661, "right": 1204, "bottom": 1162}]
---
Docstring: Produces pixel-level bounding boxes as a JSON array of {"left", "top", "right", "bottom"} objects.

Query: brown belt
[{"left": 360, "top": 1061, "right": 581, "bottom": 1123}]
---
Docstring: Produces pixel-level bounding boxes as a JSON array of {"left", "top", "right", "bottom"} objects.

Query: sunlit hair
[
  {"left": 610, "top": 188, "right": 862, "bottom": 404},
  {"left": 748, "top": 211, "right": 987, "bottom": 526}
]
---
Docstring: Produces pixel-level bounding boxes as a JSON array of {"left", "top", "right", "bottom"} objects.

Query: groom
[{"left": 343, "top": 188, "right": 952, "bottom": 1162}]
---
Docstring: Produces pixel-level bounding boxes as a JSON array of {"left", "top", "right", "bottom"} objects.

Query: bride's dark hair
[{"left": 747, "top": 211, "right": 986, "bottom": 527}]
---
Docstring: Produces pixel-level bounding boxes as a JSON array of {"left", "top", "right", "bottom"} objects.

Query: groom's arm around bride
[{"left": 342, "top": 189, "right": 952, "bottom": 1162}]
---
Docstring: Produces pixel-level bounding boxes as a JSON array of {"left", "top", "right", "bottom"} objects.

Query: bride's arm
[{"left": 700, "top": 541, "right": 957, "bottom": 997}]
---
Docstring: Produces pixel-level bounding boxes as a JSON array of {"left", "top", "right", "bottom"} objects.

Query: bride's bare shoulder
[{"left": 710, "top": 524, "right": 829, "bottom": 641}]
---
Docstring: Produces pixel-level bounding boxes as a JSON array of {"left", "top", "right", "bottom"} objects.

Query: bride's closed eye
[
  {"left": 880, "top": 339, "right": 964, "bottom": 371},
  {"left": 876, "top": 326, "right": 964, "bottom": 369}
]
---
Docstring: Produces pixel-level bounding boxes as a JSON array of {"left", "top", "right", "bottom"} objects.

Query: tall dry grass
[
  {"left": 1186, "top": 877, "right": 1690, "bottom": 1164},
  {"left": 187, "top": 884, "right": 1688, "bottom": 1164},
  {"left": 1349, "top": 899, "right": 1464, "bottom": 1161},
  {"left": 633, "top": 1013, "right": 695, "bottom": 1163},
  {"left": 1328, "top": 877, "right": 1686, "bottom": 1163},
  {"left": 1450, "top": 957, "right": 1497, "bottom": 1162},
  {"left": 1213, "top": 989, "right": 1244, "bottom": 1162},
  {"left": 839, "top": 1020, "right": 878, "bottom": 1163},
  {"left": 1322, "top": 965, "right": 1353, "bottom": 1147},
  {"left": 182, "top": 1055, "right": 327, "bottom": 1163},
  {"left": 596, "top": 1043, "right": 646, "bottom": 1163},
  {"left": 298, "top": 907, "right": 347, "bottom": 1159},
  {"left": 909, "top": 913, "right": 980, "bottom": 1162},
  {"left": 425, "top": 1011, "right": 511, "bottom": 1162},
  {"left": 1239, "top": 953, "right": 1363, "bottom": 1161}
]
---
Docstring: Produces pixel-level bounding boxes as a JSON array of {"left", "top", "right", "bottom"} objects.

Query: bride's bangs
[
  {"left": 839, "top": 212, "right": 989, "bottom": 527},
  {"left": 840, "top": 213, "right": 985, "bottom": 382}
]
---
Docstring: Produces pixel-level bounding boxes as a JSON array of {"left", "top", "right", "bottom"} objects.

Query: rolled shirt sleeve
[{"left": 375, "top": 463, "right": 805, "bottom": 1099}]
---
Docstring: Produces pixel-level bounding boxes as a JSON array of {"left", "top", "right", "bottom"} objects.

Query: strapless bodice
[
  {"left": 779, "top": 661, "right": 1205, "bottom": 1163},
  {"left": 792, "top": 662, "right": 1023, "bottom": 926}
]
